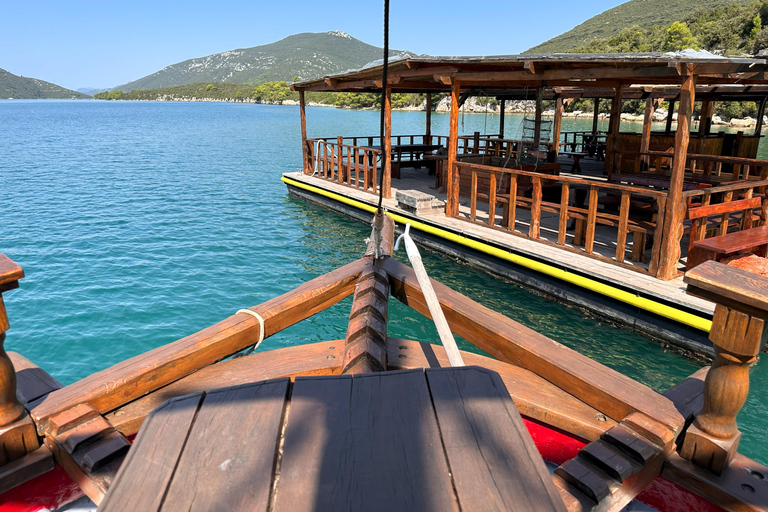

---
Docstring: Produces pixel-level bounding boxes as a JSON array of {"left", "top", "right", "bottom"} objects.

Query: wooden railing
[
  {"left": 558, "top": 131, "right": 607, "bottom": 153},
  {"left": 614, "top": 150, "right": 768, "bottom": 181},
  {"left": 682, "top": 179, "right": 768, "bottom": 243},
  {"left": 309, "top": 138, "right": 381, "bottom": 195},
  {"left": 452, "top": 161, "right": 669, "bottom": 274}
]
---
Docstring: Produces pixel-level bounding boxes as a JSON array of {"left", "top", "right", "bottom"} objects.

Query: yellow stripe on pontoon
[{"left": 282, "top": 176, "right": 712, "bottom": 332}]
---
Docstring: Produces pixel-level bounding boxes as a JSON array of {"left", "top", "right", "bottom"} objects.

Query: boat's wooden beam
[
  {"left": 106, "top": 341, "right": 345, "bottom": 437},
  {"left": 44, "top": 403, "right": 130, "bottom": 505},
  {"left": 31, "top": 258, "right": 369, "bottom": 434},
  {"left": 382, "top": 258, "right": 684, "bottom": 434}
]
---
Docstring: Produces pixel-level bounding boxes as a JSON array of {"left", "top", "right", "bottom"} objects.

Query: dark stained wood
[
  {"left": 31, "top": 258, "right": 367, "bottom": 432},
  {"left": 662, "top": 366, "right": 709, "bottom": 421},
  {"left": 0, "top": 445, "right": 54, "bottom": 495},
  {"left": 427, "top": 367, "right": 567, "bottom": 511},
  {"left": 161, "top": 381, "right": 288, "bottom": 512},
  {"left": 7, "top": 351, "right": 62, "bottom": 407},
  {"left": 662, "top": 453, "right": 768, "bottom": 512},
  {"left": 98, "top": 393, "right": 205, "bottom": 512},
  {"left": 685, "top": 260, "right": 768, "bottom": 313},
  {"left": 382, "top": 257, "right": 685, "bottom": 434},
  {"left": 274, "top": 370, "right": 458, "bottom": 512},
  {"left": 105, "top": 341, "right": 343, "bottom": 436},
  {"left": 388, "top": 339, "right": 616, "bottom": 442}
]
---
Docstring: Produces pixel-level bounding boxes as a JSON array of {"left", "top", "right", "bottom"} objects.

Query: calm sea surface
[{"left": 1, "top": 100, "right": 765, "bottom": 463}]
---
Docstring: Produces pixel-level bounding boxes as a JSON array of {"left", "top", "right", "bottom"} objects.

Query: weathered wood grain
[
  {"left": 98, "top": 393, "right": 204, "bottom": 512},
  {"left": 427, "top": 367, "right": 567, "bottom": 511},
  {"left": 383, "top": 257, "right": 684, "bottom": 434},
  {"left": 685, "top": 260, "right": 768, "bottom": 313},
  {"left": 273, "top": 371, "right": 458, "bottom": 512},
  {"left": 161, "top": 381, "right": 289, "bottom": 512}
]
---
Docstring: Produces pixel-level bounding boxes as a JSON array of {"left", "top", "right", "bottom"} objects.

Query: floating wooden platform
[{"left": 282, "top": 170, "right": 716, "bottom": 355}]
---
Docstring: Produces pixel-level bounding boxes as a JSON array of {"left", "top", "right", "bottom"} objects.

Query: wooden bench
[{"left": 685, "top": 197, "right": 767, "bottom": 271}]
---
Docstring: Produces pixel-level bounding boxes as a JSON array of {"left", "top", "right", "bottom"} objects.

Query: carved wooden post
[
  {"left": 681, "top": 261, "right": 768, "bottom": 475},
  {"left": 499, "top": 99, "right": 506, "bottom": 138},
  {"left": 447, "top": 80, "right": 461, "bottom": 217},
  {"left": 0, "top": 254, "right": 39, "bottom": 465}
]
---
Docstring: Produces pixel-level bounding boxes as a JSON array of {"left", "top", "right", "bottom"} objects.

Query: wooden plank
[
  {"left": 470, "top": 170, "right": 477, "bottom": 221},
  {"left": 273, "top": 371, "right": 458, "bottom": 512},
  {"left": 383, "top": 87, "right": 392, "bottom": 198},
  {"left": 160, "top": 380, "right": 289, "bottom": 512},
  {"left": 105, "top": 341, "right": 343, "bottom": 437},
  {"left": 691, "top": 225, "right": 767, "bottom": 254},
  {"left": 32, "top": 258, "right": 367, "bottom": 432},
  {"left": 8, "top": 351, "right": 62, "bottom": 406},
  {"left": 387, "top": 339, "right": 616, "bottom": 442},
  {"left": 688, "top": 197, "right": 761, "bottom": 220},
  {"left": 508, "top": 174, "right": 518, "bottom": 231},
  {"left": 0, "top": 445, "right": 54, "bottom": 495},
  {"left": 488, "top": 170, "right": 497, "bottom": 226},
  {"left": 427, "top": 367, "right": 567, "bottom": 511},
  {"left": 383, "top": 257, "right": 685, "bottom": 433},
  {"left": 662, "top": 452, "right": 768, "bottom": 512},
  {"left": 98, "top": 393, "right": 204, "bottom": 512},
  {"left": 684, "top": 260, "right": 768, "bottom": 313}
]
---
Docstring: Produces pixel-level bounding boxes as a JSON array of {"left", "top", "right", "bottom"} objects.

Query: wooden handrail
[{"left": 453, "top": 161, "right": 667, "bottom": 275}]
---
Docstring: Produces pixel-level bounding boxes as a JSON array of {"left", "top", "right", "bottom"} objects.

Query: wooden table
[
  {"left": 362, "top": 144, "right": 443, "bottom": 178},
  {"left": 100, "top": 367, "right": 566, "bottom": 512}
]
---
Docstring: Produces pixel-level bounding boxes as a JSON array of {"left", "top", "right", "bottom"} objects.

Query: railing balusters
[
  {"left": 470, "top": 170, "right": 478, "bottom": 222},
  {"left": 558, "top": 184, "right": 569, "bottom": 246},
  {"left": 585, "top": 186, "right": 598, "bottom": 254},
  {"left": 488, "top": 171, "right": 497, "bottom": 226},
  {"left": 529, "top": 177, "right": 542, "bottom": 238},
  {"left": 508, "top": 175, "right": 517, "bottom": 231},
  {"left": 616, "top": 192, "right": 630, "bottom": 262}
]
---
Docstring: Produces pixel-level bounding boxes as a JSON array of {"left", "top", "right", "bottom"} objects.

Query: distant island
[{"left": 1, "top": 68, "right": 89, "bottom": 99}]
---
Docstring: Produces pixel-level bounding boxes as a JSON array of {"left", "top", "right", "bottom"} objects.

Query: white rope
[
  {"left": 235, "top": 309, "right": 266, "bottom": 357},
  {"left": 394, "top": 224, "right": 465, "bottom": 367}
]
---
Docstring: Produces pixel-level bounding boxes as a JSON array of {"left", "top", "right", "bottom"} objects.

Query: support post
[
  {"left": 640, "top": 98, "right": 660, "bottom": 172},
  {"left": 0, "top": 255, "right": 39, "bottom": 465},
  {"left": 383, "top": 86, "right": 392, "bottom": 199},
  {"left": 592, "top": 97, "right": 600, "bottom": 134},
  {"left": 698, "top": 98, "right": 713, "bottom": 138},
  {"left": 665, "top": 100, "right": 676, "bottom": 135},
  {"left": 499, "top": 99, "right": 506, "bottom": 138},
  {"left": 754, "top": 96, "right": 766, "bottom": 137},
  {"left": 605, "top": 87, "right": 623, "bottom": 175},
  {"left": 657, "top": 72, "right": 695, "bottom": 280},
  {"left": 552, "top": 97, "right": 565, "bottom": 158},
  {"left": 447, "top": 80, "right": 461, "bottom": 217},
  {"left": 681, "top": 261, "right": 768, "bottom": 475},
  {"left": 425, "top": 93, "right": 432, "bottom": 144},
  {"left": 533, "top": 90, "right": 543, "bottom": 147},
  {"left": 299, "top": 90, "right": 310, "bottom": 174}
]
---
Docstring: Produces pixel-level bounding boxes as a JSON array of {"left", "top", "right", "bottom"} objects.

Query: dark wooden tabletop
[{"left": 99, "top": 367, "right": 566, "bottom": 512}]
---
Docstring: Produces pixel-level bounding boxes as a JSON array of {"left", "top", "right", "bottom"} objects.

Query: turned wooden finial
[
  {"left": 0, "top": 254, "right": 40, "bottom": 465},
  {"left": 681, "top": 261, "right": 768, "bottom": 475}
]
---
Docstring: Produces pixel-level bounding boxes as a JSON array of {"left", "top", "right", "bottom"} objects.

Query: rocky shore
[{"left": 128, "top": 94, "right": 767, "bottom": 129}]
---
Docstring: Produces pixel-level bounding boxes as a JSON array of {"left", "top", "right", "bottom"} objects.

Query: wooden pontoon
[
  {"left": 0, "top": 216, "right": 766, "bottom": 510},
  {"left": 290, "top": 53, "right": 768, "bottom": 282}
]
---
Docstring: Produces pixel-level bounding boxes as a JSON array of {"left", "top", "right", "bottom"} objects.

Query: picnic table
[
  {"left": 99, "top": 367, "right": 565, "bottom": 512},
  {"left": 360, "top": 143, "right": 443, "bottom": 178}
]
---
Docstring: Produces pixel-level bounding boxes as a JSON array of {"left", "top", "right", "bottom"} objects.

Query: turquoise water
[{"left": 0, "top": 100, "right": 765, "bottom": 464}]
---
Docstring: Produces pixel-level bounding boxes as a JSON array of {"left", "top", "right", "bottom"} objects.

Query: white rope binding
[
  {"left": 394, "top": 224, "right": 465, "bottom": 367},
  {"left": 235, "top": 309, "right": 266, "bottom": 357}
]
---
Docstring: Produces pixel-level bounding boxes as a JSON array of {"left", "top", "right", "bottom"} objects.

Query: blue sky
[{"left": 2, "top": 0, "right": 622, "bottom": 90}]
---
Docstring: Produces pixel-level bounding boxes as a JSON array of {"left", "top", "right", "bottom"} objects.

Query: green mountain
[
  {"left": 114, "top": 31, "right": 411, "bottom": 91},
  {"left": 526, "top": 0, "right": 753, "bottom": 53},
  {"left": 0, "top": 68, "right": 89, "bottom": 99}
]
